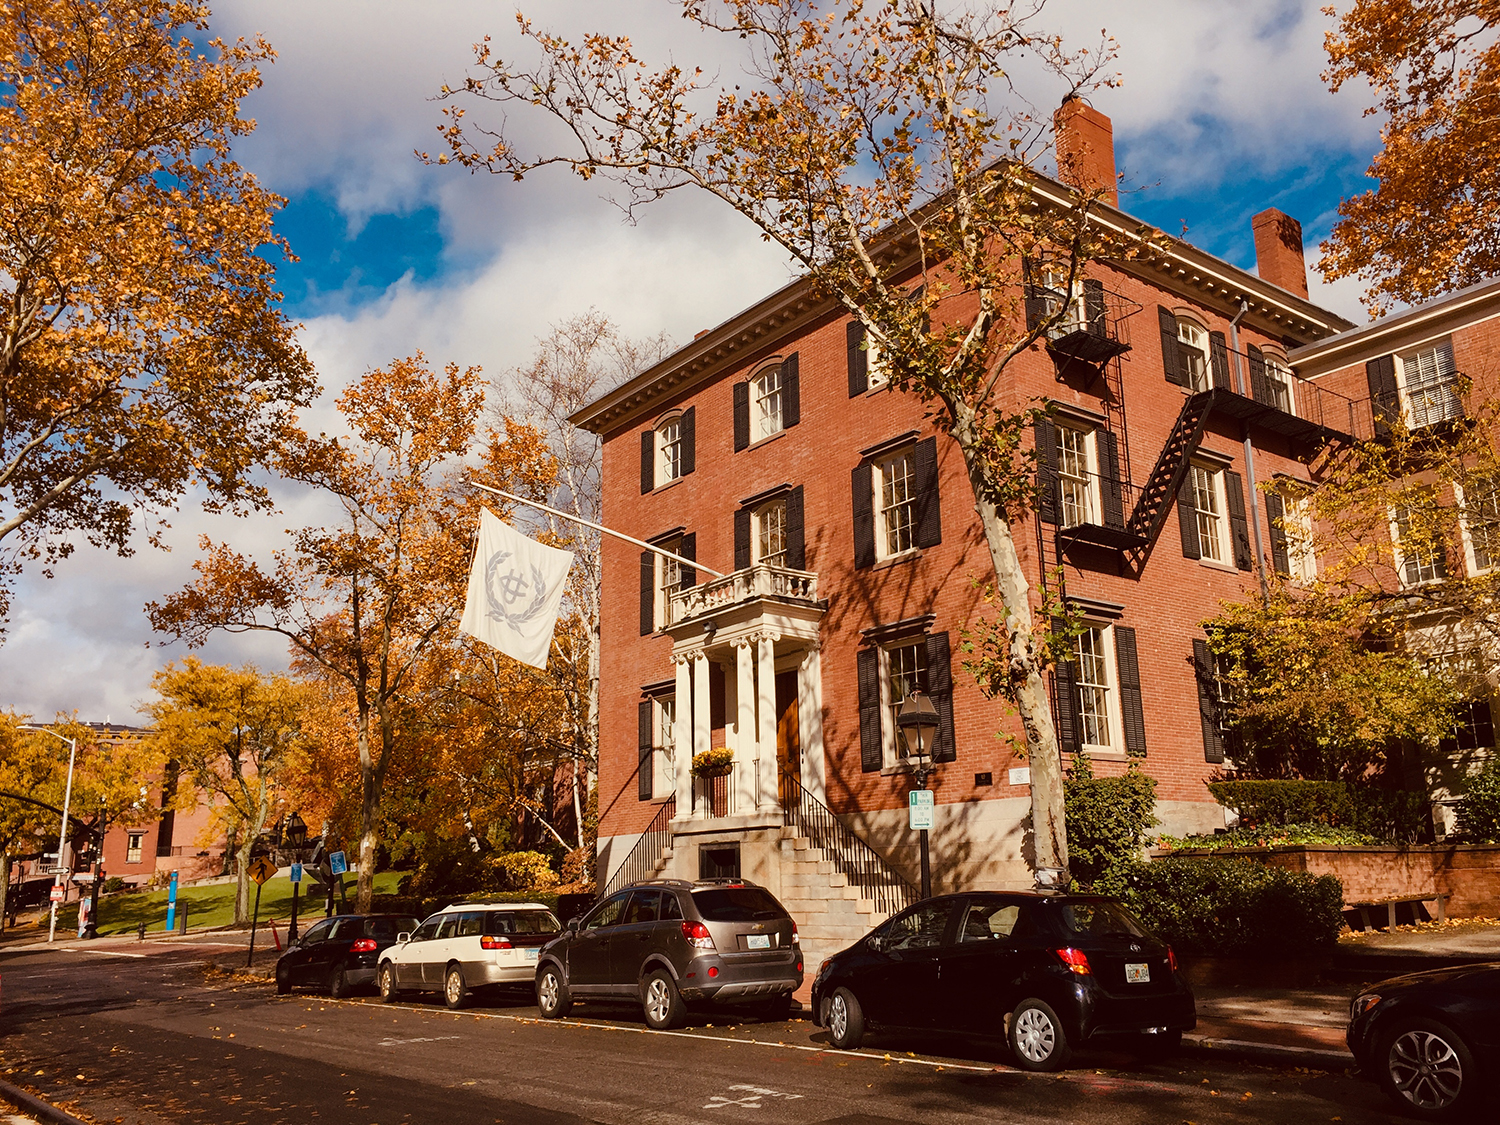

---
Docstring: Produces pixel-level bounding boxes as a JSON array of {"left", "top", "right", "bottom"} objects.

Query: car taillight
[
  {"left": 792, "top": 921, "right": 799, "bottom": 944},
  {"left": 681, "top": 920, "right": 715, "bottom": 951},
  {"left": 480, "top": 935, "right": 513, "bottom": 950},
  {"left": 350, "top": 938, "right": 378, "bottom": 953},
  {"left": 1167, "top": 946, "right": 1178, "bottom": 972},
  {"left": 1055, "top": 947, "right": 1092, "bottom": 975}
]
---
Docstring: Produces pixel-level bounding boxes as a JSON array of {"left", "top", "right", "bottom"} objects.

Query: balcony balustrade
[{"left": 667, "top": 563, "right": 819, "bottom": 628}]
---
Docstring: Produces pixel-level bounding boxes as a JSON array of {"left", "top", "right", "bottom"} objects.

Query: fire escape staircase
[{"left": 1121, "top": 390, "right": 1216, "bottom": 569}]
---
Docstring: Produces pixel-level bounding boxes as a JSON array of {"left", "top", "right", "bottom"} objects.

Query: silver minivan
[{"left": 377, "top": 901, "right": 560, "bottom": 1009}]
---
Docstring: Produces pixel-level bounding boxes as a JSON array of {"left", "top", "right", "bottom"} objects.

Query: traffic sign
[
  {"left": 72, "top": 872, "right": 96, "bottom": 883},
  {"left": 328, "top": 850, "right": 347, "bottom": 876},
  {"left": 49, "top": 885, "right": 65, "bottom": 903},
  {"left": 246, "top": 856, "right": 277, "bottom": 886},
  {"left": 908, "top": 789, "right": 934, "bottom": 831},
  {"left": 47, "top": 866, "right": 69, "bottom": 876},
  {"left": 289, "top": 862, "right": 303, "bottom": 884}
]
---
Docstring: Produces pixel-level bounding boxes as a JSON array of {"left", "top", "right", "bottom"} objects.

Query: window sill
[
  {"left": 874, "top": 549, "right": 922, "bottom": 570},
  {"left": 1081, "top": 748, "right": 1129, "bottom": 762},
  {"left": 650, "top": 477, "right": 683, "bottom": 496},
  {"left": 743, "top": 428, "right": 788, "bottom": 454},
  {"left": 1196, "top": 557, "right": 1239, "bottom": 574},
  {"left": 864, "top": 378, "right": 892, "bottom": 397}
]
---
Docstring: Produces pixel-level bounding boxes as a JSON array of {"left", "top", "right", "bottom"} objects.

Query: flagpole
[{"left": 466, "top": 478, "right": 726, "bottom": 579}]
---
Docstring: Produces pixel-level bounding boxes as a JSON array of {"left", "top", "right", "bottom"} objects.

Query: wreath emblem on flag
[{"left": 484, "top": 549, "right": 550, "bottom": 629}]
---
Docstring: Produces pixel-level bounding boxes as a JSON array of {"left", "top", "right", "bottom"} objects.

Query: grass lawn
[{"left": 51, "top": 870, "right": 409, "bottom": 936}]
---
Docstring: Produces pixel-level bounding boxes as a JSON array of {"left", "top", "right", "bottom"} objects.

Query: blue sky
[{"left": 1, "top": 0, "right": 1384, "bottom": 722}]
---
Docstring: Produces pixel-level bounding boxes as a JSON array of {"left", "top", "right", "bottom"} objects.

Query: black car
[
  {"left": 810, "top": 891, "right": 1195, "bottom": 1071},
  {"left": 1347, "top": 963, "right": 1500, "bottom": 1120},
  {"left": 276, "top": 913, "right": 420, "bottom": 998}
]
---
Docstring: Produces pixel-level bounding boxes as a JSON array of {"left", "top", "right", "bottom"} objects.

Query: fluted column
[
  {"left": 756, "top": 632, "right": 778, "bottom": 811},
  {"left": 693, "top": 651, "right": 712, "bottom": 819},
  {"left": 735, "top": 641, "right": 757, "bottom": 810},
  {"left": 673, "top": 655, "right": 693, "bottom": 816}
]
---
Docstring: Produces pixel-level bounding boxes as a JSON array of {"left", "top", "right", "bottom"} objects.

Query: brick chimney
[
  {"left": 1053, "top": 96, "right": 1117, "bottom": 207},
  {"left": 1252, "top": 208, "right": 1309, "bottom": 298}
]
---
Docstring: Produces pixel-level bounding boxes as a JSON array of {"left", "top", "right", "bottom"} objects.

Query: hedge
[{"left": 1207, "top": 778, "right": 1431, "bottom": 844}]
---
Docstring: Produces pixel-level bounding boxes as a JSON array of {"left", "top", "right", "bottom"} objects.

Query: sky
[{"left": 1, "top": 0, "right": 1384, "bottom": 724}]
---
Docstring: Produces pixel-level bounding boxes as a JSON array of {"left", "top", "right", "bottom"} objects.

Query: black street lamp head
[
  {"left": 897, "top": 691, "right": 940, "bottom": 763},
  {"left": 285, "top": 812, "right": 307, "bottom": 848}
]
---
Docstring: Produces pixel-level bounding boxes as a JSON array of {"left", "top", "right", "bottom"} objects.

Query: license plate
[
  {"left": 1125, "top": 962, "right": 1150, "bottom": 984},
  {"left": 746, "top": 934, "right": 771, "bottom": 950},
  {"left": 523, "top": 947, "right": 539, "bottom": 961}
]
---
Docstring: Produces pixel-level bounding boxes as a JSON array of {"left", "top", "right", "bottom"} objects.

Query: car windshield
[
  {"left": 691, "top": 887, "right": 786, "bottom": 922},
  {"left": 1054, "top": 899, "right": 1150, "bottom": 939}
]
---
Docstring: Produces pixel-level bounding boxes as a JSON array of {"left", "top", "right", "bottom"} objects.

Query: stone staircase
[{"left": 774, "top": 826, "right": 896, "bottom": 972}]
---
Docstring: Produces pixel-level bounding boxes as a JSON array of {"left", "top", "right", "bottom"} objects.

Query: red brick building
[{"left": 570, "top": 103, "right": 1371, "bottom": 957}]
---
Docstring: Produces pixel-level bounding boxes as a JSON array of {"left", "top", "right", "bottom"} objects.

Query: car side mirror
[
  {"left": 867, "top": 934, "right": 884, "bottom": 953},
  {"left": 567, "top": 918, "right": 580, "bottom": 933},
  {"left": 396, "top": 932, "right": 411, "bottom": 944}
]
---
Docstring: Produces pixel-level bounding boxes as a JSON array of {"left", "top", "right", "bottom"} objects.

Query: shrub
[
  {"left": 1207, "top": 778, "right": 1432, "bottom": 844},
  {"left": 1456, "top": 756, "right": 1500, "bottom": 843},
  {"left": 1064, "top": 754, "right": 1157, "bottom": 895},
  {"left": 560, "top": 846, "right": 593, "bottom": 888},
  {"left": 1123, "top": 856, "right": 1344, "bottom": 959},
  {"left": 102, "top": 876, "right": 128, "bottom": 894},
  {"left": 1157, "top": 822, "right": 1381, "bottom": 852},
  {"left": 491, "top": 850, "right": 559, "bottom": 892}
]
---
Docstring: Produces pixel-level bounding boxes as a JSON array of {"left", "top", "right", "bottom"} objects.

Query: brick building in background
[{"left": 570, "top": 99, "right": 1375, "bottom": 961}]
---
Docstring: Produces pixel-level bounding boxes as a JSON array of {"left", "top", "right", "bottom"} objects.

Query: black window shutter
[
  {"left": 1096, "top": 428, "right": 1125, "bottom": 529},
  {"left": 734, "top": 507, "right": 752, "bottom": 570},
  {"left": 781, "top": 353, "right": 800, "bottom": 428},
  {"left": 678, "top": 533, "right": 697, "bottom": 589},
  {"left": 914, "top": 437, "right": 942, "bottom": 548},
  {"left": 852, "top": 463, "right": 876, "bottom": 569},
  {"left": 733, "top": 382, "right": 751, "bottom": 451},
  {"left": 1034, "top": 418, "right": 1059, "bottom": 524},
  {"left": 640, "top": 430, "right": 654, "bottom": 494},
  {"left": 639, "top": 551, "right": 655, "bottom": 635},
  {"left": 638, "top": 701, "right": 654, "bottom": 801},
  {"left": 1209, "top": 331, "right": 1233, "bottom": 391},
  {"left": 858, "top": 647, "right": 882, "bottom": 772},
  {"left": 1265, "top": 492, "right": 1290, "bottom": 575},
  {"left": 847, "top": 321, "right": 867, "bottom": 397},
  {"left": 1177, "top": 473, "right": 1202, "bottom": 560},
  {"left": 925, "top": 631, "right": 956, "bottom": 763},
  {"left": 1023, "top": 257, "right": 1047, "bottom": 332},
  {"left": 1247, "top": 344, "right": 1267, "bottom": 405},
  {"left": 1114, "top": 626, "right": 1147, "bottom": 757},
  {"left": 680, "top": 406, "right": 696, "bottom": 475},
  {"left": 1159, "top": 306, "right": 1187, "bottom": 386},
  {"left": 1366, "top": 355, "right": 1399, "bottom": 436},
  {"left": 1225, "top": 470, "right": 1253, "bottom": 571},
  {"left": 1052, "top": 661, "right": 1080, "bottom": 755},
  {"left": 1192, "top": 639, "right": 1225, "bottom": 764},
  {"left": 1083, "top": 278, "right": 1106, "bottom": 338},
  {"left": 786, "top": 485, "right": 806, "bottom": 569}
]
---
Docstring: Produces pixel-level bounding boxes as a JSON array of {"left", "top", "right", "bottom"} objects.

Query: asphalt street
[{"left": 0, "top": 936, "right": 1416, "bottom": 1125}]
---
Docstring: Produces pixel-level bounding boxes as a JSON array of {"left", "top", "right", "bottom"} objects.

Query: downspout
[{"left": 1228, "top": 301, "right": 1269, "bottom": 602}]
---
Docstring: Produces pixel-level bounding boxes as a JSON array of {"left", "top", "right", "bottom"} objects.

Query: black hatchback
[
  {"left": 810, "top": 891, "right": 1195, "bottom": 1071},
  {"left": 276, "top": 913, "right": 420, "bottom": 998}
]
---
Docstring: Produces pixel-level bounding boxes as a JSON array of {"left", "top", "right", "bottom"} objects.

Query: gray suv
[{"left": 535, "top": 878, "right": 803, "bottom": 1029}]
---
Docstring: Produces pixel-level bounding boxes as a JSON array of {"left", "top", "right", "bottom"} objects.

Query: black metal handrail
[
  {"left": 781, "top": 774, "right": 919, "bottom": 917},
  {"left": 602, "top": 797, "right": 676, "bottom": 898}
]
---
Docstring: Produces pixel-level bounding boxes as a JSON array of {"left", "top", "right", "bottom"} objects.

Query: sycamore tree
[
  {"left": 0, "top": 1, "right": 316, "bottom": 628},
  {"left": 148, "top": 354, "right": 557, "bottom": 911},
  {"left": 431, "top": 0, "right": 1148, "bottom": 876},
  {"left": 1322, "top": 0, "right": 1500, "bottom": 311},
  {"left": 145, "top": 659, "right": 303, "bottom": 923}
]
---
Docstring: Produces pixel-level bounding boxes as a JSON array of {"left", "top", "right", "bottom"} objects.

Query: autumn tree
[
  {"left": 1322, "top": 0, "right": 1500, "bottom": 311},
  {"left": 149, "top": 354, "right": 558, "bottom": 911},
  {"left": 432, "top": 0, "right": 1142, "bottom": 875},
  {"left": 145, "top": 659, "right": 303, "bottom": 923}
]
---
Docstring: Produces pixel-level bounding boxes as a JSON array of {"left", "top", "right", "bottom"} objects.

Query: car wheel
[
  {"left": 1128, "top": 1028, "right": 1182, "bottom": 1061},
  {"left": 1009, "top": 998, "right": 1072, "bottom": 1072},
  {"left": 1377, "top": 1017, "right": 1476, "bottom": 1120},
  {"left": 641, "top": 969, "right": 686, "bottom": 1030},
  {"left": 275, "top": 964, "right": 292, "bottom": 996},
  {"left": 826, "top": 988, "right": 865, "bottom": 1050},
  {"left": 536, "top": 965, "right": 572, "bottom": 1018},
  {"left": 443, "top": 964, "right": 469, "bottom": 1010},
  {"left": 377, "top": 962, "right": 399, "bottom": 1004},
  {"left": 328, "top": 965, "right": 348, "bottom": 999}
]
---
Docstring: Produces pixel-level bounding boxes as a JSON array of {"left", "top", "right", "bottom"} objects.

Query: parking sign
[
  {"left": 289, "top": 862, "right": 303, "bottom": 884},
  {"left": 328, "top": 850, "right": 347, "bottom": 876},
  {"left": 908, "top": 789, "right": 934, "bottom": 831}
]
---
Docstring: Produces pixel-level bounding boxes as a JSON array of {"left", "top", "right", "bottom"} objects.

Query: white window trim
[
  {"left": 654, "top": 538, "right": 683, "bottom": 629},
  {"left": 1397, "top": 339, "right": 1462, "bottom": 429},
  {"left": 1075, "top": 621, "right": 1126, "bottom": 757},
  {"left": 1176, "top": 315, "right": 1212, "bottom": 394},
  {"left": 865, "top": 334, "right": 889, "bottom": 391},
  {"left": 1284, "top": 494, "right": 1318, "bottom": 584},
  {"left": 1389, "top": 501, "right": 1446, "bottom": 588},
  {"left": 752, "top": 497, "right": 789, "bottom": 567},
  {"left": 751, "top": 364, "right": 784, "bottom": 440},
  {"left": 651, "top": 696, "right": 677, "bottom": 799},
  {"left": 1261, "top": 350, "right": 1296, "bottom": 415},
  {"left": 876, "top": 638, "right": 927, "bottom": 772},
  {"left": 1455, "top": 480, "right": 1500, "bottom": 577},
  {"left": 1040, "top": 264, "right": 1086, "bottom": 338},
  {"left": 1190, "top": 461, "right": 1232, "bottom": 567},
  {"left": 655, "top": 415, "right": 683, "bottom": 485},
  {"left": 874, "top": 447, "right": 919, "bottom": 562},
  {"left": 1055, "top": 422, "right": 1100, "bottom": 530}
]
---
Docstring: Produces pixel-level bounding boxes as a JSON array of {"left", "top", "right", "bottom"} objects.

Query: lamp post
[
  {"left": 284, "top": 812, "right": 308, "bottom": 943},
  {"left": 20, "top": 725, "right": 79, "bottom": 945},
  {"left": 896, "top": 692, "right": 940, "bottom": 900}
]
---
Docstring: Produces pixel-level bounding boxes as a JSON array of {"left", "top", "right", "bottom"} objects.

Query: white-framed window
[
  {"left": 752, "top": 364, "right": 784, "bottom": 440},
  {"left": 1400, "top": 340, "right": 1462, "bottom": 428},
  {"left": 126, "top": 832, "right": 144, "bottom": 864},
  {"left": 655, "top": 536, "right": 683, "bottom": 629},
  {"left": 1040, "top": 264, "right": 1086, "bottom": 337},
  {"left": 652, "top": 696, "right": 678, "bottom": 796},
  {"left": 878, "top": 638, "right": 929, "bottom": 768},
  {"left": 865, "top": 333, "right": 889, "bottom": 390},
  {"left": 1391, "top": 499, "right": 1448, "bottom": 586},
  {"left": 1190, "top": 463, "right": 1228, "bottom": 564},
  {"left": 754, "top": 498, "right": 788, "bottom": 567},
  {"left": 1056, "top": 424, "right": 1098, "bottom": 529},
  {"left": 656, "top": 416, "right": 683, "bottom": 483},
  {"left": 1285, "top": 494, "right": 1318, "bottom": 584},
  {"left": 1458, "top": 476, "right": 1500, "bottom": 574},
  {"left": 1262, "top": 351, "right": 1294, "bottom": 414},
  {"left": 877, "top": 448, "right": 918, "bottom": 558},
  {"left": 1177, "top": 318, "right": 1211, "bottom": 393},
  {"left": 1074, "top": 624, "right": 1120, "bottom": 753}
]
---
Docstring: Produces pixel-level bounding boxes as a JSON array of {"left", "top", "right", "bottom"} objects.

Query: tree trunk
[
  {"left": 235, "top": 838, "right": 255, "bottom": 924},
  {"left": 0, "top": 852, "right": 10, "bottom": 933},
  {"left": 952, "top": 401, "right": 1070, "bottom": 878},
  {"left": 356, "top": 707, "right": 379, "bottom": 914}
]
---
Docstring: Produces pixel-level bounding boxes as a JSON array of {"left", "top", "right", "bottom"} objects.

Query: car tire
[
  {"left": 641, "top": 969, "right": 686, "bottom": 1030},
  {"left": 443, "top": 964, "right": 469, "bottom": 1010},
  {"left": 377, "top": 962, "right": 400, "bottom": 1004},
  {"left": 536, "top": 965, "right": 572, "bottom": 1018},
  {"left": 1128, "top": 1028, "right": 1182, "bottom": 1061},
  {"left": 1376, "top": 1016, "right": 1476, "bottom": 1120},
  {"left": 826, "top": 987, "right": 865, "bottom": 1050},
  {"left": 1009, "top": 998, "right": 1072, "bottom": 1072},
  {"left": 328, "top": 965, "right": 348, "bottom": 999},
  {"left": 275, "top": 964, "right": 292, "bottom": 996}
]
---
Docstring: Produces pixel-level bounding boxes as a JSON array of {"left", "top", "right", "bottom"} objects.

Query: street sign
[
  {"left": 49, "top": 885, "right": 64, "bottom": 903},
  {"left": 247, "top": 856, "right": 277, "bottom": 886},
  {"left": 47, "top": 866, "right": 69, "bottom": 876},
  {"left": 908, "top": 789, "right": 934, "bottom": 831},
  {"left": 328, "top": 851, "right": 347, "bottom": 876},
  {"left": 72, "top": 872, "right": 96, "bottom": 883},
  {"left": 289, "top": 862, "right": 303, "bottom": 884}
]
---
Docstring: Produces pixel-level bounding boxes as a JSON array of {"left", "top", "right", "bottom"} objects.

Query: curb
[
  {"left": 1182, "top": 1033, "right": 1354, "bottom": 1072},
  {"left": 0, "top": 1076, "right": 94, "bottom": 1125}
]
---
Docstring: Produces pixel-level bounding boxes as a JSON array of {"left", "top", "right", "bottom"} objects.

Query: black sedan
[
  {"left": 810, "top": 891, "right": 1195, "bottom": 1071},
  {"left": 276, "top": 913, "right": 420, "bottom": 997},
  {"left": 1347, "top": 963, "right": 1500, "bottom": 1120}
]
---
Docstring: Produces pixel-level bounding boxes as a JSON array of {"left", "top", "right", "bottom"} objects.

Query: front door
[
  {"left": 861, "top": 900, "right": 957, "bottom": 1029},
  {"left": 774, "top": 670, "right": 800, "bottom": 805}
]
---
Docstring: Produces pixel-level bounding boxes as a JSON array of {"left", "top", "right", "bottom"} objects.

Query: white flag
[{"left": 459, "top": 508, "right": 574, "bottom": 669}]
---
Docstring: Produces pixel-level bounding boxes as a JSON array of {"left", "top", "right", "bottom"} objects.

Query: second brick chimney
[
  {"left": 1054, "top": 96, "right": 1117, "bottom": 207},
  {"left": 1252, "top": 208, "right": 1309, "bottom": 298}
]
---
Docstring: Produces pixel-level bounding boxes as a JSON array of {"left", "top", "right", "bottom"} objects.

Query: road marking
[
  {"left": 57, "top": 948, "right": 147, "bottom": 958},
  {"left": 705, "top": 1084, "right": 805, "bottom": 1109},
  {"left": 377, "top": 1035, "right": 463, "bottom": 1047}
]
